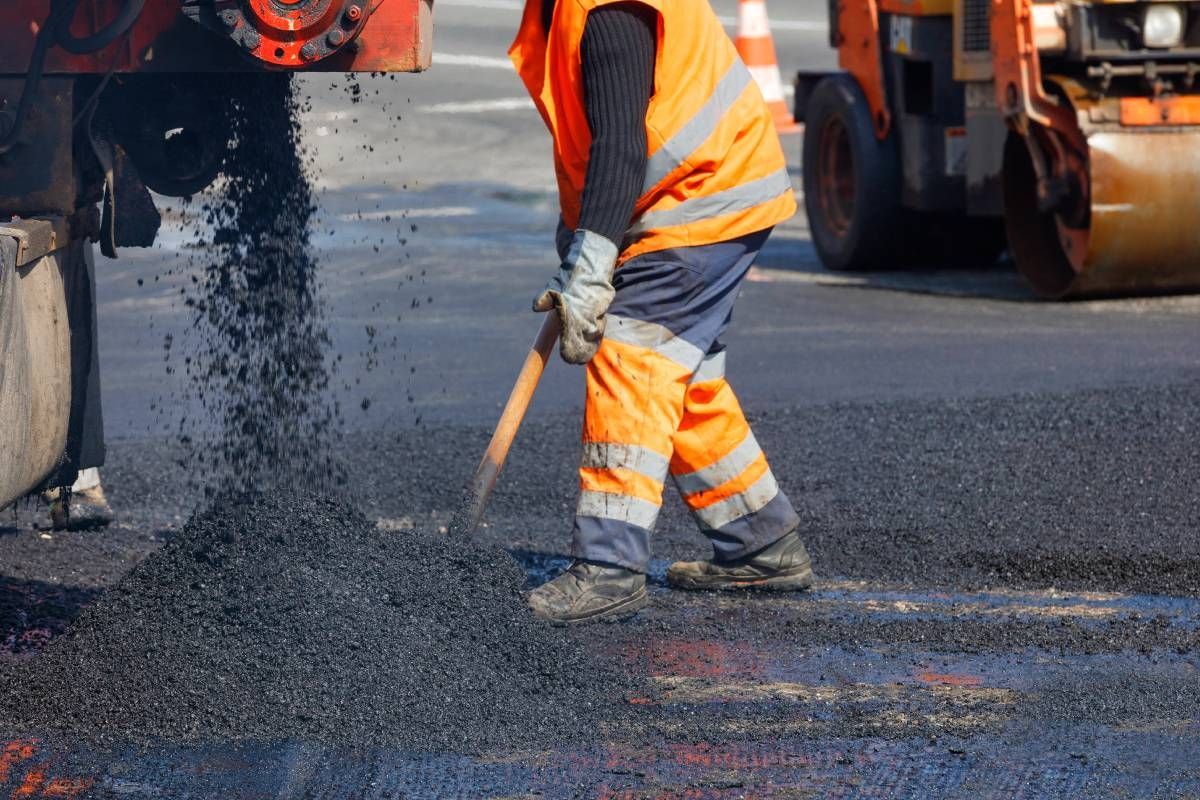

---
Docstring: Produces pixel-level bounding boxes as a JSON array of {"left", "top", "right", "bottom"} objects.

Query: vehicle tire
[{"left": 802, "top": 74, "right": 905, "bottom": 271}]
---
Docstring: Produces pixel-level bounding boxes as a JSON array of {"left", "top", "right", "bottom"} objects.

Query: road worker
[{"left": 513, "top": 0, "right": 814, "bottom": 623}]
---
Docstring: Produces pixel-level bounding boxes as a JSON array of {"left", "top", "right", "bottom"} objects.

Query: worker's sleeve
[{"left": 576, "top": 4, "right": 657, "bottom": 250}]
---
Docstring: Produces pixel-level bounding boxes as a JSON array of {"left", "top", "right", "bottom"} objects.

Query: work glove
[{"left": 533, "top": 229, "right": 618, "bottom": 365}]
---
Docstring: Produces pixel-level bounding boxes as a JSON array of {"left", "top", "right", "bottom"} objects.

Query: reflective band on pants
[
  {"left": 581, "top": 442, "right": 671, "bottom": 482},
  {"left": 691, "top": 468, "right": 780, "bottom": 532},
  {"left": 673, "top": 431, "right": 762, "bottom": 497},
  {"left": 603, "top": 314, "right": 706, "bottom": 371},
  {"left": 689, "top": 349, "right": 726, "bottom": 385},
  {"left": 670, "top": 382, "right": 779, "bottom": 531},
  {"left": 577, "top": 490, "right": 661, "bottom": 531}
]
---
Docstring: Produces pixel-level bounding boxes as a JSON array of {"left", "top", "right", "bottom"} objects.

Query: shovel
[{"left": 450, "top": 313, "right": 560, "bottom": 536}]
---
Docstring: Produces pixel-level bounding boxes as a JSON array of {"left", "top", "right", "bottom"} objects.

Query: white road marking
[
  {"left": 434, "top": 53, "right": 516, "bottom": 69},
  {"left": 419, "top": 97, "right": 535, "bottom": 113},
  {"left": 338, "top": 207, "right": 478, "bottom": 220}
]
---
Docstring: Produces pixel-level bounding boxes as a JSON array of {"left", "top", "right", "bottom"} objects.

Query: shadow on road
[
  {"left": 0, "top": 577, "right": 101, "bottom": 656},
  {"left": 755, "top": 233, "right": 1035, "bottom": 300}
]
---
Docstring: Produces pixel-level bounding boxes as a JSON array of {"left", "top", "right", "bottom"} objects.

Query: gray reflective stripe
[
  {"left": 581, "top": 442, "right": 670, "bottom": 483},
  {"left": 642, "top": 62, "right": 754, "bottom": 194},
  {"left": 604, "top": 314, "right": 705, "bottom": 371},
  {"left": 673, "top": 431, "right": 761, "bottom": 497},
  {"left": 688, "top": 350, "right": 726, "bottom": 385},
  {"left": 577, "top": 490, "right": 661, "bottom": 531},
  {"left": 692, "top": 469, "right": 780, "bottom": 532},
  {"left": 627, "top": 168, "right": 794, "bottom": 238}
]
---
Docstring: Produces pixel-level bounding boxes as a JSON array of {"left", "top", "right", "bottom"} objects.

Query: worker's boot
[
  {"left": 41, "top": 470, "right": 114, "bottom": 531},
  {"left": 667, "top": 529, "right": 814, "bottom": 591},
  {"left": 528, "top": 560, "right": 648, "bottom": 625}
]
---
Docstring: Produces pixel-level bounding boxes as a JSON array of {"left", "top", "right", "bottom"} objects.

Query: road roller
[
  {"left": 795, "top": 0, "right": 1200, "bottom": 297},
  {"left": 0, "top": 0, "right": 432, "bottom": 509}
]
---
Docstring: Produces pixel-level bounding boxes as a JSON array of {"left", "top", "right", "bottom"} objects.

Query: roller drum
[
  {"left": 1072, "top": 131, "right": 1200, "bottom": 295},
  {"left": 1007, "top": 126, "right": 1200, "bottom": 298}
]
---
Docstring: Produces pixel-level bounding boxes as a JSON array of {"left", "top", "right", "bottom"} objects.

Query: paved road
[
  {"left": 96, "top": 0, "right": 1198, "bottom": 437},
  {"left": 2, "top": 1, "right": 1200, "bottom": 796}
]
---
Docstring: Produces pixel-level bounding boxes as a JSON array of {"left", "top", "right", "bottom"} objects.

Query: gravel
[
  {"left": 177, "top": 73, "right": 344, "bottom": 496},
  {"left": 0, "top": 493, "right": 632, "bottom": 751},
  {"left": 3, "top": 75, "right": 637, "bottom": 754}
]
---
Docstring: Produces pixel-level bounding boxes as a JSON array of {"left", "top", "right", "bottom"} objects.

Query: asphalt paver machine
[
  {"left": 0, "top": 0, "right": 432, "bottom": 508},
  {"left": 796, "top": 0, "right": 1200, "bottom": 297}
]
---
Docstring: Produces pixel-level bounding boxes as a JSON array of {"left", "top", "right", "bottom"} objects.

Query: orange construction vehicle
[
  {"left": 795, "top": 0, "right": 1200, "bottom": 297},
  {"left": 0, "top": 0, "right": 432, "bottom": 508}
]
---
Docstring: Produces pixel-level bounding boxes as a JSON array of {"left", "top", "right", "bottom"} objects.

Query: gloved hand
[{"left": 533, "top": 229, "right": 618, "bottom": 365}]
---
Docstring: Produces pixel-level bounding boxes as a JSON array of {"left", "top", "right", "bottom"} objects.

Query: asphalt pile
[{"left": 0, "top": 494, "right": 630, "bottom": 751}]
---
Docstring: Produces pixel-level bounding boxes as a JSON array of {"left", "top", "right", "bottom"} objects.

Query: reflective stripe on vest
[
  {"left": 641, "top": 61, "right": 755, "bottom": 194},
  {"left": 626, "top": 168, "right": 794, "bottom": 243}
]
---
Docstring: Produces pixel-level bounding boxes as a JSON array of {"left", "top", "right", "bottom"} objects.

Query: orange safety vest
[{"left": 509, "top": 0, "right": 797, "bottom": 261}]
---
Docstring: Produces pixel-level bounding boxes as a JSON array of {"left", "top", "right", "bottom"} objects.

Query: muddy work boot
[
  {"left": 42, "top": 469, "right": 115, "bottom": 531},
  {"left": 528, "top": 560, "right": 648, "bottom": 625},
  {"left": 667, "top": 529, "right": 814, "bottom": 591}
]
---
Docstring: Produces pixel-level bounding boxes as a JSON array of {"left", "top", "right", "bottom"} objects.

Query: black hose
[
  {"left": 55, "top": 0, "right": 147, "bottom": 55},
  {"left": 0, "top": 0, "right": 145, "bottom": 156},
  {"left": 0, "top": 2, "right": 72, "bottom": 155}
]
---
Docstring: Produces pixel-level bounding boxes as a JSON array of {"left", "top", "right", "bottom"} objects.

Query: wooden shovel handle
[{"left": 452, "top": 312, "right": 560, "bottom": 536}]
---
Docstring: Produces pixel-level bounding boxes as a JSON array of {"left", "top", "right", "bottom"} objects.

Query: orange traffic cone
[{"left": 734, "top": 0, "right": 801, "bottom": 134}]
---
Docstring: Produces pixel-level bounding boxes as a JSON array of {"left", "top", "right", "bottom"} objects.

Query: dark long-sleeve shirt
[{"left": 544, "top": 0, "right": 657, "bottom": 249}]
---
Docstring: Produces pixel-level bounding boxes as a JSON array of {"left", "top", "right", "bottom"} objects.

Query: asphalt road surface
[{"left": 3, "top": 1, "right": 1200, "bottom": 797}]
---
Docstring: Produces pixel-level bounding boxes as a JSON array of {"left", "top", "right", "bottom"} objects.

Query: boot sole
[
  {"left": 37, "top": 515, "right": 113, "bottom": 532},
  {"left": 667, "top": 561, "right": 814, "bottom": 592},
  {"left": 537, "top": 587, "right": 650, "bottom": 626}
]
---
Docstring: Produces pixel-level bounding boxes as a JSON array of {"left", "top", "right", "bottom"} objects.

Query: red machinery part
[
  {"left": 0, "top": 0, "right": 432, "bottom": 74},
  {"left": 206, "top": 0, "right": 369, "bottom": 67}
]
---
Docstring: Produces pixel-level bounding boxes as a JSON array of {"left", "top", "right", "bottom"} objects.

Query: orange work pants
[{"left": 571, "top": 229, "right": 798, "bottom": 571}]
